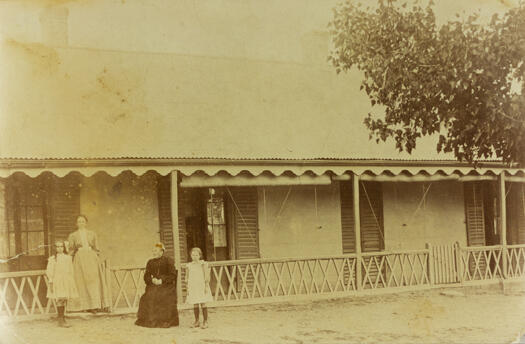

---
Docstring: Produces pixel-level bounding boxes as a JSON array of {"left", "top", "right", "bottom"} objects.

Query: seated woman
[{"left": 135, "top": 243, "right": 179, "bottom": 328}]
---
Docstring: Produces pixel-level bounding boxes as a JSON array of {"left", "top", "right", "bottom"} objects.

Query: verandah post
[
  {"left": 170, "top": 170, "right": 182, "bottom": 303},
  {"left": 353, "top": 173, "right": 363, "bottom": 291},
  {"left": 426, "top": 243, "right": 435, "bottom": 286},
  {"left": 499, "top": 172, "right": 508, "bottom": 279}
]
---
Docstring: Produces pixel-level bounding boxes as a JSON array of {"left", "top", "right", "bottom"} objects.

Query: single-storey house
[{"left": 0, "top": 0, "right": 523, "bottom": 317}]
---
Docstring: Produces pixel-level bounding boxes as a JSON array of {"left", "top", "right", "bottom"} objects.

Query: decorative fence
[
  {"left": 2, "top": 244, "right": 525, "bottom": 318},
  {"left": 207, "top": 255, "right": 358, "bottom": 301},
  {"left": 0, "top": 270, "right": 53, "bottom": 317},
  {"left": 506, "top": 245, "right": 525, "bottom": 278},
  {"left": 0, "top": 260, "right": 111, "bottom": 317},
  {"left": 109, "top": 265, "right": 145, "bottom": 310},
  {"left": 360, "top": 250, "right": 430, "bottom": 289},
  {"left": 457, "top": 245, "right": 504, "bottom": 281}
]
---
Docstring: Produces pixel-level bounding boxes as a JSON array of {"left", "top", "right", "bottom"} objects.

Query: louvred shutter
[
  {"left": 178, "top": 187, "right": 191, "bottom": 298},
  {"left": 339, "top": 180, "right": 384, "bottom": 287},
  {"left": 359, "top": 181, "right": 384, "bottom": 288},
  {"left": 229, "top": 187, "right": 259, "bottom": 259},
  {"left": 226, "top": 187, "right": 259, "bottom": 296},
  {"left": 50, "top": 174, "right": 81, "bottom": 242},
  {"left": 518, "top": 184, "right": 525, "bottom": 244},
  {"left": 506, "top": 183, "right": 525, "bottom": 245},
  {"left": 157, "top": 176, "right": 175, "bottom": 260},
  {"left": 340, "top": 181, "right": 355, "bottom": 254},
  {"left": 463, "top": 181, "right": 487, "bottom": 278},
  {"left": 464, "top": 182, "right": 486, "bottom": 246},
  {"left": 359, "top": 181, "right": 384, "bottom": 252}
]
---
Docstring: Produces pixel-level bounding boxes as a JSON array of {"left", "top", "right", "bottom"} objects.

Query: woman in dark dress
[{"left": 135, "top": 243, "right": 179, "bottom": 328}]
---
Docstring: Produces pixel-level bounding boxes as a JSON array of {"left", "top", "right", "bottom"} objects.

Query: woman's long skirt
[
  {"left": 135, "top": 284, "right": 179, "bottom": 328},
  {"left": 69, "top": 249, "right": 109, "bottom": 311}
]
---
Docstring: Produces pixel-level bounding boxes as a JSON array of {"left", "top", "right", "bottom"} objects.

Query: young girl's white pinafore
[{"left": 186, "top": 261, "right": 213, "bottom": 304}]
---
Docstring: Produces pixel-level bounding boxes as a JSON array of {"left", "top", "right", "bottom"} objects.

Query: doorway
[
  {"left": 184, "top": 188, "right": 231, "bottom": 263},
  {"left": 183, "top": 188, "right": 232, "bottom": 299}
]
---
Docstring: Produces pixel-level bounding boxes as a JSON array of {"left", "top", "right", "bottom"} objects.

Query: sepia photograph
[{"left": 0, "top": 0, "right": 524, "bottom": 343}]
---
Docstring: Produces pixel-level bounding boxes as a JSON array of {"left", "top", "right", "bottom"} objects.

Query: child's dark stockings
[
  {"left": 193, "top": 305, "right": 199, "bottom": 321},
  {"left": 193, "top": 304, "right": 208, "bottom": 322},
  {"left": 202, "top": 306, "right": 208, "bottom": 322}
]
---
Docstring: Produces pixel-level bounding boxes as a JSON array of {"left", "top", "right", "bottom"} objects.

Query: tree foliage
[{"left": 329, "top": 0, "right": 525, "bottom": 164}]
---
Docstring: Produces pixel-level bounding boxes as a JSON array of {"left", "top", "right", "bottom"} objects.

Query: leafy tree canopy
[{"left": 329, "top": 0, "right": 525, "bottom": 165}]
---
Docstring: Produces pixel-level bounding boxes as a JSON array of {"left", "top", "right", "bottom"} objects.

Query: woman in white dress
[{"left": 67, "top": 215, "right": 109, "bottom": 312}]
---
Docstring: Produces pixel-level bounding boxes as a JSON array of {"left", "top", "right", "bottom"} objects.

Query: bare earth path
[{"left": 2, "top": 288, "right": 525, "bottom": 344}]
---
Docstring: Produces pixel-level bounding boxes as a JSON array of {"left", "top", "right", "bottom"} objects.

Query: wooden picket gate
[{"left": 430, "top": 243, "right": 459, "bottom": 285}]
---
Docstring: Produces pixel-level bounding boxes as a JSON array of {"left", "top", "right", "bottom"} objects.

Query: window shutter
[
  {"left": 339, "top": 181, "right": 384, "bottom": 254},
  {"left": 177, "top": 188, "right": 189, "bottom": 264},
  {"left": 50, "top": 174, "right": 80, "bottom": 242},
  {"left": 463, "top": 181, "right": 487, "bottom": 278},
  {"left": 157, "top": 176, "right": 175, "bottom": 260},
  {"left": 464, "top": 182, "right": 486, "bottom": 246},
  {"left": 359, "top": 181, "right": 384, "bottom": 288},
  {"left": 518, "top": 184, "right": 525, "bottom": 244},
  {"left": 340, "top": 181, "right": 355, "bottom": 254},
  {"left": 503, "top": 183, "right": 525, "bottom": 245},
  {"left": 177, "top": 187, "right": 191, "bottom": 299},
  {"left": 359, "top": 181, "right": 384, "bottom": 252},
  {"left": 228, "top": 187, "right": 259, "bottom": 260}
]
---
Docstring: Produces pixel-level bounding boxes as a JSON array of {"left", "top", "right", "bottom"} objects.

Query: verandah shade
[
  {"left": 1, "top": 158, "right": 525, "bottom": 179},
  {"left": 180, "top": 172, "right": 332, "bottom": 187},
  {"left": 337, "top": 173, "right": 506, "bottom": 182},
  {"left": 1, "top": 159, "right": 524, "bottom": 182}
]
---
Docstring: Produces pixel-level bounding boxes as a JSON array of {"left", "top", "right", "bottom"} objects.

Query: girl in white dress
[
  {"left": 185, "top": 247, "right": 213, "bottom": 329},
  {"left": 46, "top": 240, "right": 78, "bottom": 327}
]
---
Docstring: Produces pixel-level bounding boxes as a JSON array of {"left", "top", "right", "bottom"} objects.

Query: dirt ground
[{"left": 1, "top": 288, "right": 525, "bottom": 344}]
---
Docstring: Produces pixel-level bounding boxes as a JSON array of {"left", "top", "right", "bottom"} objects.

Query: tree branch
[
  {"left": 381, "top": 66, "right": 389, "bottom": 90},
  {"left": 497, "top": 110, "right": 525, "bottom": 124}
]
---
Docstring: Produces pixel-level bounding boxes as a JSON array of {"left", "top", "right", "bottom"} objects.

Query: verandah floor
[{"left": 2, "top": 285, "right": 525, "bottom": 344}]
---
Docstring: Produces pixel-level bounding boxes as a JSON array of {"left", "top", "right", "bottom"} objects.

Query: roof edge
[{"left": 0, "top": 157, "right": 514, "bottom": 169}]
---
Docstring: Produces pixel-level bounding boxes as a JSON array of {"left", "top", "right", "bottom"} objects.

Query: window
[
  {"left": 207, "top": 188, "right": 227, "bottom": 248},
  {"left": 4, "top": 175, "right": 50, "bottom": 270}
]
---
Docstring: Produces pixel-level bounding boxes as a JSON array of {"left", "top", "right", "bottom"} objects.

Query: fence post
[
  {"left": 455, "top": 242, "right": 463, "bottom": 284},
  {"left": 426, "top": 243, "right": 434, "bottom": 286},
  {"left": 106, "top": 259, "right": 113, "bottom": 311}
]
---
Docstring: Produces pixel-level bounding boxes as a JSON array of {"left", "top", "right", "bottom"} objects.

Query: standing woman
[
  {"left": 67, "top": 215, "right": 109, "bottom": 313},
  {"left": 135, "top": 243, "right": 179, "bottom": 328}
]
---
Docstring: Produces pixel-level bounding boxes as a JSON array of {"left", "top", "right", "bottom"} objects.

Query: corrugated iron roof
[
  {"left": 0, "top": 156, "right": 503, "bottom": 163},
  {"left": 0, "top": 0, "right": 518, "bottom": 165}
]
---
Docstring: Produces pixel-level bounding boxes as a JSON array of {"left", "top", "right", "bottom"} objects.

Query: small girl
[
  {"left": 46, "top": 240, "right": 79, "bottom": 327},
  {"left": 185, "top": 247, "right": 213, "bottom": 329}
]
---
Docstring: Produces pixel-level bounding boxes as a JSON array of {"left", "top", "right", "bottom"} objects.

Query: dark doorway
[
  {"left": 184, "top": 188, "right": 230, "bottom": 262},
  {"left": 481, "top": 181, "right": 500, "bottom": 246}
]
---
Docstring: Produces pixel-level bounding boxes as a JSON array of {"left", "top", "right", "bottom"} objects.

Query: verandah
[{"left": 1, "top": 169, "right": 524, "bottom": 318}]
